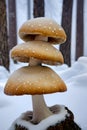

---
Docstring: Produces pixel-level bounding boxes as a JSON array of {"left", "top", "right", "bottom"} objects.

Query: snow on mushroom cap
[
  {"left": 4, "top": 66, "right": 67, "bottom": 95},
  {"left": 19, "top": 17, "right": 67, "bottom": 44},
  {"left": 11, "top": 41, "right": 64, "bottom": 65}
]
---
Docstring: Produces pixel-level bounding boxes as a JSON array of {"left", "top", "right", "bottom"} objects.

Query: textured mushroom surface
[
  {"left": 4, "top": 66, "right": 67, "bottom": 95},
  {"left": 19, "top": 17, "right": 66, "bottom": 44},
  {"left": 11, "top": 41, "right": 64, "bottom": 65}
]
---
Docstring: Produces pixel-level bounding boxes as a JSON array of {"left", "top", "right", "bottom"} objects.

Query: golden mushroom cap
[
  {"left": 4, "top": 66, "right": 67, "bottom": 95},
  {"left": 11, "top": 41, "right": 64, "bottom": 65},
  {"left": 19, "top": 17, "right": 66, "bottom": 44}
]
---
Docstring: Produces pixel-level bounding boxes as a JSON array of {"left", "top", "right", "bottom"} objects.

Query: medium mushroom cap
[
  {"left": 4, "top": 66, "right": 67, "bottom": 95},
  {"left": 11, "top": 41, "right": 64, "bottom": 65},
  {"left": 19, "top": 17, "right": 66, "bottom": 44}
]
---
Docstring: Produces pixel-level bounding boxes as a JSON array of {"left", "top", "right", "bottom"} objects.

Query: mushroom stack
[{"left": 4, "top": 18, "right": 81, "bottom": 130}]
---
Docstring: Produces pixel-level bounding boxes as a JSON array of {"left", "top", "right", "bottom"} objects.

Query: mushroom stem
[
  {"left": 29, "top": 35, "right": 53, "bottom": 124},
  {"left": 31, "top": 95, "right": 53, "bottom": 124},
  {"left": 29, "top": 57, "right": 41, "bottom": 66},
  {"left": 34, "top": 35, "right": 48, "bottom": 41}
]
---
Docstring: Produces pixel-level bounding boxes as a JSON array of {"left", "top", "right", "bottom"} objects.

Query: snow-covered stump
[{"left": 9, "top": 105, "right": 81, "bottom": 130}]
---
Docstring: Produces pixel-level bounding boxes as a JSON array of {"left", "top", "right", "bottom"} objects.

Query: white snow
[{"left": 0, "top": 56, "right": 87, "bottom": 130}]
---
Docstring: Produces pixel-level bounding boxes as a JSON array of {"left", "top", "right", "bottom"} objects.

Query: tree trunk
[
  {"left": 8, "top": 0, "right": 17, "bottom": 51},
  {"left": 33, "top": 0, "right": 44, "bottom": 17},
  {"left": 0, "top": 0, "right": 9, "bottom": 70},
  {"left": 60, "top": 0, "right": 73, "bottom": 66},
  {"left": 76, "top": 0, "right": 84, "bottom": 60},
  {"left": 27, "top": 0, "right": 31, "bottom": 19}
]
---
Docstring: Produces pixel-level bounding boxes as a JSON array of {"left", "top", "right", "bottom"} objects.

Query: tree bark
[
  {"left": 27, "top": 0, "right": 31, "bottom": 19},
  {"left": 33, "top": 0, "right": 44, "bottom": 17},
  {"left": 8, "top": 0, "right": 17, "bottom": 51},
  {"left": 60, "top": 0, "right": 73, "bottom": 66},
  {"left": 76, "top": 0, "right": 84, "bottom": 60},
  {"left": 0, "top": 0, "right": 9, "bottom": 70}
]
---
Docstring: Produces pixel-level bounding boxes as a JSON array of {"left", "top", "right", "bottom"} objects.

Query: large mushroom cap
[
  {"left": 11, "top": 41, "right": 64, "bottom": 65},
  {"left": 19, "top": 17, "right": 66, "bottom": 44},
  {"left": 4, "top": 66, "right": 67, "bottom": 95}
]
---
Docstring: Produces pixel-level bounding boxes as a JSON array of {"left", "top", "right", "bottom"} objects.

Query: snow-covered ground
[{"left": 0, "top": 56, "right": 87, "bottom": 130}]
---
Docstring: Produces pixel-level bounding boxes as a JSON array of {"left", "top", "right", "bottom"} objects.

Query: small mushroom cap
[
  {"left": 4, "top": 66, "right": 67, "bottom": 95},
  {"left": 19, "top": 17, "right": 66, "bottom": 44},
  {"left": 11, "top": 41, "right": 64, "bottom": 65}
]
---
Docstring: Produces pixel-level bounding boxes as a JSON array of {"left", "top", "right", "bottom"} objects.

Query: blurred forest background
[{"left": 0, "top": 0, "right": 86, "bottom": 71}]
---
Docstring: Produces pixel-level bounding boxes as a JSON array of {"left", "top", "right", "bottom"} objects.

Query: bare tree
[
  {"left": 8, "top": 0, "right": 17, "bottom": 51},
  {"left": 76, "top": 0, "right": 84, "bottom": 60},
  {"left": 33, "top": 0, "right": 44, "bottom": 17},
  {"left": 60, "top": 0, "right": 73, "bottom": 66},
  {"left": 27, "top": 0, "right": 31, "bottom": 19},
  {"left": 0, "top": 0, "right": 9, "bottom": 70}
]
